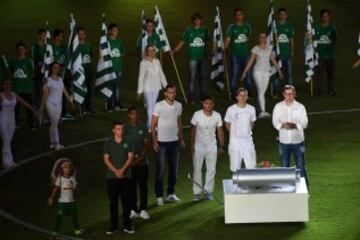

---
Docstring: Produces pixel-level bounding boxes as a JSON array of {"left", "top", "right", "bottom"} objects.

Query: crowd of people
[{"left": 1, "top": 4, "right": 359, "bottom": 238}]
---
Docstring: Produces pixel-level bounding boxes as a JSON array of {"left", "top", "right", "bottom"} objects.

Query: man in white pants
[
  {"left": 224, "top": 88, "right": 257, "bottom": 173},
  {"left": 190, "top": 96, "right": 224, "bottom": 201}
]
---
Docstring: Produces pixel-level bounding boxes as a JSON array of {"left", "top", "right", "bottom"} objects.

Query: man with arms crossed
[{"left": 224, "top": 88, "right": 257, "bottom": 173}]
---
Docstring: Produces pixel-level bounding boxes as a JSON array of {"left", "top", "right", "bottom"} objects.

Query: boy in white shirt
[
  {"left": 190, "top": 96, "right": 224, "bottom": 201},
  {"left": 224, "top": 88, "right": 257, "bottom": 173}
]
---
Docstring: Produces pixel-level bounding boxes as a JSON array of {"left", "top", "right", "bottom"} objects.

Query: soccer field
[{"left": 0, "top": 0, "right": 360, "bottom": 239}]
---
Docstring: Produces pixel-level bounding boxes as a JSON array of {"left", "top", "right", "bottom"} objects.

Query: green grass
[{"left": 1, "top": 0, "right": 360, "bottom": 239}]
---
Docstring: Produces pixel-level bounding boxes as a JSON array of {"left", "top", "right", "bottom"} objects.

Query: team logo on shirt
[
  {"left": 13, "top": 69, "right": 27, "bottom": 78},
  {"left": 123, "top": 143, "right": 128, "bottom": 148},
  {"left": 278, "top": 34, "right": 290, "bottom": 43},
  {"left": 82, "top": 54, "right": 91, "bottom": 64},
  {"left": 190, "top": 37, "right": 205, "bottom": 47},
  {"left": 318, "top": 35, "right": 332, "bottom": 44},
  {"left": 234, "top": 34, "right": 248, "bottom": 43},
  {"left": 110, "top": 48, "right": 122, "bottom": 58}
]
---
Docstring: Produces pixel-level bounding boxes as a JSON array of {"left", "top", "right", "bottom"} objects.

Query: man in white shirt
[
  {"left": 151, "top": 84, "right": 185, "bottom": 206},
  {"left": 224, "top": 88, "right": 257, "bottom": 173},
  {"left": 190, "top": 96, "right": 224, "bottom": 201},
  {"left": 272, "top": 85, "right": 309, "bottom": 185}
]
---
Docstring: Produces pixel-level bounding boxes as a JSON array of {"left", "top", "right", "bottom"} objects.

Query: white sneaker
[
  {"left": 156, "top": 197, "right": 164, "bottom": 206},
  {"left": 193, "top": 194, "right": 202, "bottom": 202},
  {"left": 139, "top": 210, "right": 150, "bottom": 220},
  {"left": 165, "top": 194, "right": 181, "bottom": 202},
  {"left": 114, "top": 106, "right": 121, "bottom": 111},
  {"left": 55, "top": 144, "right": 64, "bottom": 150},
  {"left": 258, "top": 111, "right": 271, "bottom": 118},
  {"left": 49, "top": 144, "right": 55, "bottom": 149},
  {"left": 130, "top": 210, "right": 139, "bottom": 219}
]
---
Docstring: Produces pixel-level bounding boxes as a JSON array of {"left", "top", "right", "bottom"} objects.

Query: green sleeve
[
  {"left": 182, "top": 28, "right": 189, "bottom": 42},
  {"left": 225, "top": 24, "right": 233, "bottom": 38},
  {"left": 103, "top": 140, "right": 110, "bottom": 154},
  {"left": 128, "top": 140, "right": 134, "bottom": 153}
]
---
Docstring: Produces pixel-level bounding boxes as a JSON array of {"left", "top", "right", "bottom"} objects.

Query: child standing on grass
[{"left": 48, "top": 158, "right": 85, "bottom": 239}]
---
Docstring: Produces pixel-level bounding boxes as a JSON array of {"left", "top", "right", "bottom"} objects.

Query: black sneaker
[
  {"left": 106, "top": 228, "right": 118, "bottom": 235},
  {"left": 123, "top": 226, "right": 135, "bottom": 234}
]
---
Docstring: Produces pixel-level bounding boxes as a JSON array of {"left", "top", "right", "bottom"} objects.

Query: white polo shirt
[
  {"left": 153, "top": 100, "right": 182, "bottom": 142},
  {"left": 191, "top": 110, "right": 223, "bottom": 150},
  {"left": 272, "top": 100, "right": 308, "bottom": 144},
  {"left": 224, "top": 104, "right": 256, "bottom": 146},
  {"left": 55, "top": 176, "right": 77, "bottom": 203}
]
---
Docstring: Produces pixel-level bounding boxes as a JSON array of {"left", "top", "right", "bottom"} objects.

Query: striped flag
[
  {"left": 67, "top": 14, "right": 87, "bottom": 105},
  {"left": 95, "top": 17, "right": 117, "bottom": 98},
  {"left": 138, "top": 10, "right": 148, "bottom": 57},
  {"left": 42, "top": 22, "right": 54, "bottom": 78},
  {"left": 210, "top": 6, "right": 225, "bottom": 90},
  {"left": 304, "top": 0, "right": 318, "bottom": 83},
  {"left": 266, "top": 0, "right": 281, "bottom": 81},
  {"left": 154, "top": 6, "right": 171, "bottom": 52}
]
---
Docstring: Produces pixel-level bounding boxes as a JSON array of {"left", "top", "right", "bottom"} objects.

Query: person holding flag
[
  {"left": 315, "top": 9, "right": 337, "bottom": 96},
  {"left": 276, "top": 8, "right": 295, "bottom": 87},
  {"left": 224, "top": 8, "right": 253, "bottom": 99},
  {"left": 137, "top": 18, "right": 164, "bottom": 63},
  {"left": 171, "top": 13, "right": 210, "bottom": 104}
]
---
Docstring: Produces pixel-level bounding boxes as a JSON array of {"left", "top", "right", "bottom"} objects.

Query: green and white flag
[
  {"left": 211, "top": 6, "right": 225, "bottom": 90},
  {"left": 95, "top": 17, "right": 117, "bottom": 98},
  {"left": 138, "top": 10, "right": 148, "bottom": 57},
  {"left": 266, "top": 0, "right": 281, "bottom": 80},
  {"left": 42, "top": 22, "right": 54, "bottom": 78},
  {"left": 304, "top": 0, "right": 318, "bottom": 83},
  {"left": 67, "top": 14, "right": 87, "bottom": 105},
  {"left": 154, "top": 6, "right": 171, "bottom": 52}
]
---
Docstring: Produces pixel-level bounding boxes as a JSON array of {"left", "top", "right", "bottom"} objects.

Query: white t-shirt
[
  {"left": 251, "top": 46, "right": 272, "bottom": 72},
  {"left": 191, "top": 110, "right": 223, "bottom": 150},
  {"left": 45, "top": 77, "right": 64, "bottom": 106},
  {"left": 55, "top": 176, "right": 77, "bottom": 203},
  {"left": 153, "top": 100, "right": 182, "bottom": 142},
  {"left": 224, "top": 104, "right": 256, "bottom": 145}
]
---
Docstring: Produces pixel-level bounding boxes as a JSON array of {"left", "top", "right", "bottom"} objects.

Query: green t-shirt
[
  {"left": 124, "top": 122, "right": 149, "bottom": 166},
  {"left": 315, "top": 24, "right": 337, "bottom": 59},
  {"left": 137, "top": 32, "right": 164, "bottom": 55},
  {"left": 183, "top": 26, "right": 210, "bottom": 61},
  {"left": 31, "top": 42, "right": 46, "bottom": 71},
  {"left": 78, "top": 42, "right": 92, "bottom": 76},
  {"left": 10, "top": 57, "right": 34, "bottom": 94},
  {"left": 226, "top": 22, "right": 251, "bottom": 57},
  {"left": 0, "top": 54, "right": 9, "bottom": 84},
  {"left": 103, "top": 137, "right": 134, "bottom": 179},
  {"left": 276, "top": 21, "right": 295, "bottom": 57},
  {"left": 52, "top": 44, "right": 67, "bottom": 65},
  {"left": 109, "top": 38, "right": 125, "bottom": 73}
]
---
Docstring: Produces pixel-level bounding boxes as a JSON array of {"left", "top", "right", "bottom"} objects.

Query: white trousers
[
  {"left": 46, "top": 102, "right": 62, "bottom": 145},
  {"left": 0, "top": 117, "right": 15, "bottom": 168},
  {"left": 193, "top": 148, "right": 217, "bottom": 194},
  {"left": 143, "top": 91, "right": 159, "bottom": 128},
  {"left": 228, "top": 138, "right": 256, "bottom": 172},
  {"left": 253, "top": 70, "right": 270, "bottom": 112}
]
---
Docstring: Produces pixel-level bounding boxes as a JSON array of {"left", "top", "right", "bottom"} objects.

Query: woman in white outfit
[
  {"left": 40, "top": 62, "right": 74, "bottom": 150},
  {"left": 137, "top": 44, "right": 167, "bottom": 129},
  {"left": 0, "top": 79, "right": 37, "bottom": 169},
  {"left": 242, "top": 33, "right": 283, "bottom": 118}
]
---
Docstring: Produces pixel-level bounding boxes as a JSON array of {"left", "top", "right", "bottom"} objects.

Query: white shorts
[{"left": 228, "top": 138, "right": 256, "bottom": 172}]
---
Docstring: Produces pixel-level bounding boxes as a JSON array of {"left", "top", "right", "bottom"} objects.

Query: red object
[{"left": 262, "top": 160, "right": 271, "bottom": 168}]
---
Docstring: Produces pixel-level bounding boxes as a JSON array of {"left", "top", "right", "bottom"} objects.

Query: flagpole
[
  {"left": 169, "top": 53, "right": 188, "bottom": 104},
  {"left": 223, "top": 52, "right": 231, "bottom": 100},
  {"left": 310, "top": 79, "right": 313, "bottom": 96}
]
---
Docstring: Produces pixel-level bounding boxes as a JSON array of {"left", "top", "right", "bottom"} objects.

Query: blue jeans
[
  {"left": 155, "top": 141, "right": 179, "bottom": 198},
  {"left": 106, "top": 72, "right": 122, "bottom": 109},
  {"left": 279, "top": 142, "right": 309, "bottom": 185},
  {"left": 230, "top": 55, "right": 251, "bottom": 97},
  {"left": 272, "top": 56, "right": 293, "bottom": 96},
  {"left": 188, "top": 60, "right": 206, "bottom": 102}
]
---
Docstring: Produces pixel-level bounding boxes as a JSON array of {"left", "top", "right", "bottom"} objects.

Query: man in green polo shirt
[
  {"left": 31, "top": 28, "right": 46, "bottom": 110},
  {"left": 172, "top": 12, "right": 210, "bottom": 104},
  {"left": 103, "top": 121, "right": 135, "bottom": 234},
  {"left": 315, "top": 9, "right": 337, "bottom": 96},
  {"left": 224, "top": 8, "right": 252, "bottom": 99},
  {"left": 275, "top": 7, "right": 295, "bottom": 97},
  {"left": 106, "top": 23, "right": 125, "bottom": 112},
  {"left": 137, "top": 18, "right": 164, "bottom": 63},
  {"left": 0, "top": 53, "right": 9, "bottom": 85},
  {"left": 124, "top": 107, "right": 150, "bottom": 220},
  {"left": 77, "top": 27, "right": 94, "bottom": 114},
  {"left": 10, "top": 42, "right": 35, "bottom": 129}
]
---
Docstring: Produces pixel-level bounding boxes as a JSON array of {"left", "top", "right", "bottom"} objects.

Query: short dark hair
[
  {"left": 233, "top": 8, "right": 243, "bottom": 16},
  {"left": 16, "top": 42, "right": 26, "bottom": 49},
  {"left": 76, "top": 26, "right": 85, "bottom": 32},
  {"left": 145, "top": 18, "right": 154, "bottom": 24},
  {"left": 277, "top": 7, "right": 288, "bottom": 14},
  {"left": 320, "top": 8, "right": 331, "bottom": 17},
  {"left": 201, "top": 95, "right": 215, "bottom": 102},
  {"left": 127, "top": 106, "right": 138, "bottom": 114},
  {"left": 236, "top": 87, "right": 248, "bottom": 96},
  {"left": 283, "top": 85, "right": 296, "bottom": 93},
  {"left": 49, "top": 62, "right": 61, "bottom": 76},
  {"left": 191, "top": 12, "right": 202, "bottom": 22},
  {"left": 53, "top": 29, "right": 64, "bottom": 38},
  {"left": 37, "top": 28, "right": 46, "bottom": 35},
  {"left": 165, "top": 84, "right": 176, "bottom": 91},
  {"left": 112, "top": 121, "right": 124, "bottom": 128},
  {"left": 108, "top": 23, "right": 118, "bottom": 31}
]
